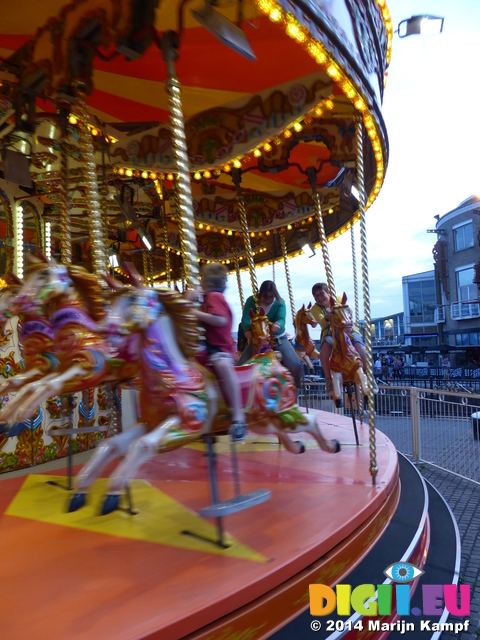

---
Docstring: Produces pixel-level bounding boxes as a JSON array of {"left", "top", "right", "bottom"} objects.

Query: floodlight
[
  {"left": 398, "top": 15, "right": 444, "bottom": 38},
  {"left": 138, "top": 227, "right": 153, "bottom": 251},
  {"left": 192, "top": 3, "right": 256, "bottom": 61},
  {"left": 299, "top": 241, "right": 315, "bottom": 258}
]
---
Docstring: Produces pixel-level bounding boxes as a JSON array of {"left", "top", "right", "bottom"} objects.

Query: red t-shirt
[{"left": 201, "top": 291, "right": 235, "bottom": 357}]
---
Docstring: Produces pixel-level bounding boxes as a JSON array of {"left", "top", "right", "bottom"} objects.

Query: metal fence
[{"left": 299, "top": 380, "right": 480, "bottom": 485}]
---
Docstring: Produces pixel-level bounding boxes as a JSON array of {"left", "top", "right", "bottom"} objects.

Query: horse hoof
[
  {"left": 68, "top": 493, "right": 86, "bottom": 513},
  {"left": 101, "top": 494, "right": 120, "bottom": 516},
  {"left": 334, "top": 440, "right": 341, "bottom": 453},
  {"left": 335, "top": 398, "right": 342, "bottom": 409},
  {"left": 295, "top": 440, "right": 305, "bottom": 454}
]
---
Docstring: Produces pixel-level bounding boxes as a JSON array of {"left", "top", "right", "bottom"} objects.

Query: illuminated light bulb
[
  {"left": 269, "top": 7, "right": 282, "bottom": 22},
  {"left": 203, "top": 170, "right": 211, "bottom": 179},
  {"left": 308, "top": 217, "right": 313, "bottom": 222},
  {"left": 149, "top": 172, "right": 157, "bottom": 180},
  {"left": 328, "top": 208, "right": 334, "bottom": 214},
  {"left": 293, "top": 122, "right": 303, "bottom": 132},
  {"left": 283, "top": 129, "right": 292, "bottom": 139},
  {"left": 68, "top": 115, "right": 78, "bottom": 125},
  {"left": 326, "top": 65, "right": 341, "bottom": 80},
  {"left": 250, "top": 231, "right": 255, "bottom": 237},
  {"left": 220, "top": 228, "right": 225, "bottom": 234},
  {"left": 161, "top": 245, "right": 165, "bottom": 249},
  {"left": 226, "top": 259, "right": 230, "bottom": 264},
  {"left": 263, "top": 142, "right": 272, "bottom": 152},
  {"left": 194, "top": 171, "right": 202, "bottom": 180},
  {"left": 141, "top": 171, "right": 148, "bottom": 179},
  {"left": 253, "top": 148, "right": 262, "bottom": 157},
  {"left": 287, "top": 224, "right": 292, "bottom": 230},
  {"left": 199, "top": 223, "right": 204, "bottom": 229},
  {"left": 91, "top": 128, "right": 99, "bottom": 136},
  {"left": 166, "top": 173, "right": 173, "bottom": 181},
  {"left": 118, "top": 168, "right": 125, "bottom": 175},
  {"left": 233, "top": 159, "right": 242, "bottom": 169},
  {"left": 227, "top": 230, "right": 232, "bottom": 236},
  {"left": 315, "top": 51, "right": 327, "bottom": 64},
  {"left": 206, "top": 225, "right": 211, "bottom": 231},
  {"left": 223, "top": 164, "right": 231, "bottom": 173},
  {"left": 125, "top": 168, "right": 133, "bottom": 177},
  {"left": 266, "top": 230, "right": 270, "bottom": 236},
  {"left": 176, "top": 251, "right": 181, "bottom": 256},
  {"left": 324, "top": 99, "right": 334, "bottom": 110}
]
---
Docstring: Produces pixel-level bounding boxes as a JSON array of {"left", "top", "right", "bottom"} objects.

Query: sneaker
[
  {"left": 325, "top": 378, "right": 333, "bottom": 396},
  {"left": 230, "top": 420, "right": 247, "bottom": 442}
]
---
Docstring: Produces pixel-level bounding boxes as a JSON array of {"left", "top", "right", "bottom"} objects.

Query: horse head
[
  {"left": 10, "top": 255, "right": 72, "bottom": 317},
  {"left": 328, "top": 292, "right": 353, "bottom": 333},
  {"left": 295, "top": 302, "right": 318, "bottom": 330},
  {"left": 249, "top": 307, "right": 273, "bottom": 355}
]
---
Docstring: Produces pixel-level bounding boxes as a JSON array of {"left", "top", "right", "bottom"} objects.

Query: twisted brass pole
[
  {"left": 272, "top": 260, "right": 275, "bottom": 283},
  {"left": 355, "top": 116, "right": 377, "bottom": 484},
  {"left": 232, "top": 246, "right": 244, "bottom": 308},
  {"left": 148, "top": 253, "right": 154, "bottom": 287},
  {"left": 231, "top": 168, "right": 258, "bottom": 310},
  {"left": 351, "top": 224, "right": 359, "bottom": 327},
  {"left": 59, "top": 138, "right": 72, "bottom": 264},
  {"left": 162, "top": 214, "right": 171, "bottom": 288},
  {"left": 313, "top": 193, "right": 336, "bottom": 298},
  {"left": 143, "top": 250, "right": 149, "bottom": 286},
  {"left": 163, "top": 35, "right": 200, "bottom": 291},
  {"left": 280, "top": 234, "right": 296, "bottom": 326},
  {"left": 74, "top": 81, "right": 106, "bottom": 276}
]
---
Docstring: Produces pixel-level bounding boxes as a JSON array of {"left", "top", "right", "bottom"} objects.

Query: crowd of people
[{"left": 374, "top": 354, "right": 405, "bottom": 380}]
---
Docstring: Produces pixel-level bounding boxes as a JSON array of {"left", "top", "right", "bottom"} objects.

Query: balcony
[
  {"left": 450, "top": 302, "right": 480, "bottom": 320},
  {"left": 434, "top": 307, "right": 445, "bottom": 323}
]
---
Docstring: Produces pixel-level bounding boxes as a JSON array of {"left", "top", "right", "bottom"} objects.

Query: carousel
[{"left": 0, "top": 2, "right": 412, "bottom": 639}]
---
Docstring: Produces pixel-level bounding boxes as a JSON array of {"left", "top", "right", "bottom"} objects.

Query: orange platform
[{"left": 0, "top": 410, "right": 399, "bottom": 640}]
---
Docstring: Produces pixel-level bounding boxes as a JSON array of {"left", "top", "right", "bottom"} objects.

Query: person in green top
[{"left": 237, "top": 280, "right": 303, "bottom": 389}]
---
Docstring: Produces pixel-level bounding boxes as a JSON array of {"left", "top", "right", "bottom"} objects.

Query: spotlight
[
  {"left": 398, "top": 15, "right": 444, "bottom": 38},
  {"left": 192, "top": 2, "right": 256, "bottom": 61}
]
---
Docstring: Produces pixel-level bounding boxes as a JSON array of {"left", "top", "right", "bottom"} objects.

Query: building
[
  {"left": 402, "top": 270, "right": 438, "bottom": 362},
  {"left": 433, "top": 196, "right": 480, "bottom": 365},
  {"left": 360, "top": 313, "right": 405, "bottom": 355}
]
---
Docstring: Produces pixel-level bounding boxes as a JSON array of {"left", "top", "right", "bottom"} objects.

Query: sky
[{"left": 223, "top": 0, "right": 480, "bottom": 336}]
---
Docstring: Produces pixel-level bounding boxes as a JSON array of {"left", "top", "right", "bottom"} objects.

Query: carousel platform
[{"left": 0, "top": 409, "right": 399, "bottom": 640}]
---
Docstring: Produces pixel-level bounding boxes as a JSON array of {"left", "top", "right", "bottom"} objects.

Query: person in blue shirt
[{"left": 237, "top": 280, "right": 303, "bottom": 389}]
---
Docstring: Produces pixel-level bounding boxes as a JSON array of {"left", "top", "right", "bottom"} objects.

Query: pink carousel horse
[
  {"left": 327, "top": 293, "right": 368, "bottom": 409},
  {"left": 72, "top": 283, "right": 340, "bottom": 513},
  {"left": 292, "top": 303, "right": 320, "bottom": 370}
]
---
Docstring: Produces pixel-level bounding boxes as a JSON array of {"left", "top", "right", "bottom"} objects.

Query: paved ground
[{"left": 421, "top": 464, "right": 480, "bottom": 639}]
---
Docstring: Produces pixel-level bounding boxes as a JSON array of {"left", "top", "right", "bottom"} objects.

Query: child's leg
[
  {"left": 353, "top": 342, "right": 367, "bottom": 371},
  {"left": 212, "top": 358, "right": 243, "bottom": 424},
  {"left": 320, "top": 340, "right": 333, "bottom": 394}
]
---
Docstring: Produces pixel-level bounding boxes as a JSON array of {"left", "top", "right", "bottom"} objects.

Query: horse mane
[
  {"left": 156, "top": 287, "right": 198, "bottom": 358},
  {"left": 67, "top": 265, "right": 107, "bottom": 322}
]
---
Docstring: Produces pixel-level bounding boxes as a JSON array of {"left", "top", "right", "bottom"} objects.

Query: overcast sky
[{"left": 223, "top": 0, "right": 480, "bottom": 336}]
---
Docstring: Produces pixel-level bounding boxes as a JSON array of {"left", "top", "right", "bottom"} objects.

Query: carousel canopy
[{"left": 0, "top": 0, "right": 391, "bottom": 281}]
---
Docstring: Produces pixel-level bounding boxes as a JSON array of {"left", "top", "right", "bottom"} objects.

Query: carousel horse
[
  {"left": 327, "top": 293, "right": 368, "bottom": 409},
  {"left": 292, "top": 303, "right": 320, "bottom": 370},
  {"left": 67, "top": 282, "right": 340, "bottom": 515},
  {"left": 0, "top": 257, "right": 141, "bottom": 426},
  {"left": 250, "top": 307, "right": 275, "bottom": 356}
]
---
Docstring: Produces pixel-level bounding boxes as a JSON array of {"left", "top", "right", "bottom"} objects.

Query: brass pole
[
  {"left": 163, "top": 34, "right": 200, "bottom": 291},
  {"left": 231, "top": 168, "right": 258, "bottom": 310},
  {"left": 313, "top": 193, "right": 336, "bottom": 298},
  {"left": 355, "top": 116, "right": 377, "bottom": 484},
  {"left": 74, "top": 81, "right": 107, "bottom": 276},
  {"left": 162, "top": 212, "right": 171, "bottom": 288},
  {"left": 143, "top": 250, "right": 149, "bottom": 286},
  {"left": 280, "top": 234, "right": 296, "bottom": 326},
  {"left": 232, "top": 246, "right": 244, "bottom": 308},
  {"left": 350, "top": 224, "right": 359, "bottom": 327},
  {"left": 272, "top": 260, "right": 275, "bottom": 283},
  {"left": 59, "top": 137, "right": 72, "bottom": 264}
]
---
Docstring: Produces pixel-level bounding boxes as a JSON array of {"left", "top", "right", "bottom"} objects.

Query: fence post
[{"left": 410, "top": 386, "right": 421, "bottom": 462}]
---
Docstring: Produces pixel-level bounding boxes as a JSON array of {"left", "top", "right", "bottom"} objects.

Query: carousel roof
[{"left": 0, "top": 0, "right": 392, "bottom": 281}]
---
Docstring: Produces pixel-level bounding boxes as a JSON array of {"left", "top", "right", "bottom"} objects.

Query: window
[
  {"left": 456, "top": 266, "right": 476, "bottom": 302},
  {"left": 454, "top": 221, "right": 474, "bottom": 252}
]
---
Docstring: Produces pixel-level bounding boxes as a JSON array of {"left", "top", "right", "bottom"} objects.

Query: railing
[
  {"left": 434, "top": 306, "right": 445, "bottom": 323},
  {"left": 298, "top": 381, "right": 480, "bottom": 484},
  {"left": 450, "top": 301, "right": 480, "bottom": 320}
]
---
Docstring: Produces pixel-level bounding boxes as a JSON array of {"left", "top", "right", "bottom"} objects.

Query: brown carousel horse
[
  {"left": 327, "top": 293, "right": 368, "bottom": 410},
  {"left": 292, "top": 303, "right": 320, "bottom": 370},
  {"left": 250, "top": 307, "right": 276, "bottom": 356}
]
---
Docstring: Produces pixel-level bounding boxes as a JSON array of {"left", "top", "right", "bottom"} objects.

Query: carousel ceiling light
[
  {"left": 398, "top": 15, "right": 444, "bottom": 38},
  {"left": 191, "top": 2, "right": 256, "bottom": 61},
  {"left": 138, "top": 227, "right": 153, "bottom": 251}
]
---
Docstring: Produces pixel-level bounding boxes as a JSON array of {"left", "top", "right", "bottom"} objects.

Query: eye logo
[{"left": 384, "top": 562, "right": 424, "bottom": 583}]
